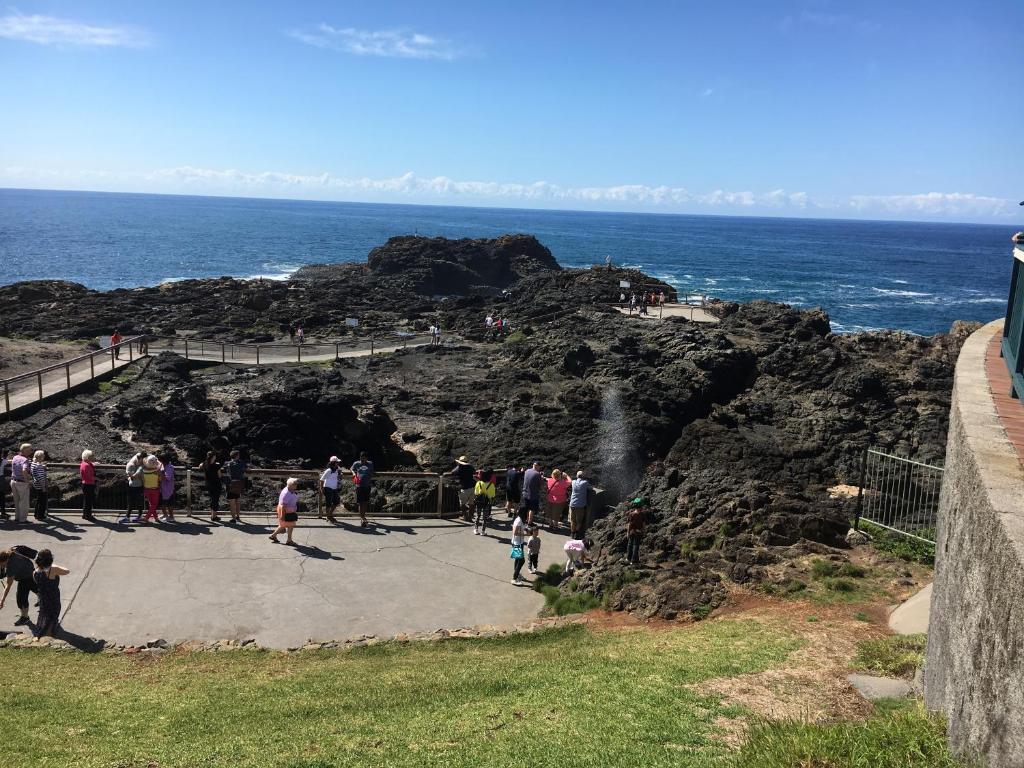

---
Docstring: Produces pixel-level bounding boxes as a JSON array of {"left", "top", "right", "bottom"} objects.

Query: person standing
[
  {"left": 141, "top": 455, "right": 162, "bottom": 523},
  {"left": 545, "top": 469, "right": 571, "bottom": 530},
  {"left": 110, "top": 329, "right": 122, "bottom": 359},
  {"left": 0, "top": 448, "right": 12, "bottom": 521},
  {"left": 224, "top": 449, "right": 247, "bottom": 523},
  {"left": 569, "top": 470, "right": 591, "bottom": 540},
  {"left": 473, "top": 469, "right": 495, "bottom": 536},
  {"left": 350, "top": 452, "right": 374, "bottom": 527},
  {"left": 319, "top": 456, "right": 343, "bottom": 523},
  {"left": 450, "top": 456, "right": 476, "bottom": 520},
  {"left": 431, "top": 323, "right": 441, "bottom": 347},
  {"left": 159, "top": 454, "right": 176, "bottom": 523},
  {"left": 0, "top": 545, "right": 38, "bottom": 626},
  {"left": 122, "top": 452, "right": 145, "bottom": 524},
  {"left": 296, "top": 326, "right": 305, "bottom": 345},
  {"left": 10, "top": 444, "right": 33, "bottom": 524},
  {"left": 526, "top": 526, "right": 542, "bottom": 574},
  {"left": 504, "top": 465, "right": 522, "bottom": 518},
  {"left": 522, "top": 461, "right": 543, "bottom": 526},
  {"left": 626, "top": 497, "right": 647, "bottom": 565},
  {"left": 32, "top": 549, "right": 69, "bottom": 638},
  {"left": 80, "top": 450, "right": 97, "bottom": 522},
  {"left": 200, "top": 451, "right": 223, "bottom": 522},
  {"left": 629, "top": 293, "right": 636, "bottom": 313},
  {"left": 269, "top": 478, "right": 299, "bottom": 545},
  {"left": 29, "top": 450, "right": 48, "bottom": 521},
  {"left": 510, "top": 508, "right": 527, "bottom": 585}
]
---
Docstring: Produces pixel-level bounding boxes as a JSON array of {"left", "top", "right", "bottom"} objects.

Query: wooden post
[
  {"left": 37, "top": 372, "right": 43, "bottom": 402},
  {"left": 65, "top": 363, "right": 71, "bottom": 391},
  {"left": 184, "top": 340, "right": 189, "bottom": 360},
  {"left": 128, "top": 342, "right": 133, "bottom": 362},
  {"left": 370, "top": 337, "right": 375, "bottom": 355},
  {"left": 3, "top": 381, "right": 9, "bottom": 416},
  {"left": 221, "top": 343, "right": 226, "bottom": 364},
  {"left": 256, "top": 346, "right": 261, "bottom": 366},
  {"left": 111, "top": 348, "right": 116, "bottom": 371},
  {"left": 436, "top": 474, "right": 444, "bottom": 516},
  {"left": 89, "top": 353, "right": 95, "bottom": 380},
  {"left": 297, "top": 344, "right": 302, "bottom": 363},
  {"left": 335, "top": 343, "right": 340, "bottom": 360}
]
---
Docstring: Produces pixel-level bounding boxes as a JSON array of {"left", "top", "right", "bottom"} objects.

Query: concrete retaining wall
[{"left": 925, "top": 320, "right": 1024, "bottom": 767}]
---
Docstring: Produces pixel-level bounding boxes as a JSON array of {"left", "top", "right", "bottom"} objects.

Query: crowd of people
[{"left": 620, "top": 290, "right": 666, "bottom": 316}]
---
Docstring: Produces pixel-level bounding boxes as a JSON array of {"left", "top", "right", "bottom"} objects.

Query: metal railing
[
  {"left": 855, "top": 448, "right": 944, "bottom": 543},
  {"left": 0, "top": 336, "right": 145, "bottom": 418},
  {"left": 1001, "top": 245, "right": 1024, "bottom": 398}
]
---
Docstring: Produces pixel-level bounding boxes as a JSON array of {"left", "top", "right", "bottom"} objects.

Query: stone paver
[
  {"left": 889, "top": 583, "right": 932, "bottom": 635},
  {"left": 847, "top": 673, "right": 913, "bottom": 701},
  {"left": 0, "top": 516, "right": 569, "bottom": 648}
]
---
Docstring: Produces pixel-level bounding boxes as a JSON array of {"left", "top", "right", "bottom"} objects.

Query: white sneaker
[
  {"left": 511, "top": 578, "right": 519, "bottom": 585},
  {"left": 474, "top": 528, "right": 480, "bottom": 535}
]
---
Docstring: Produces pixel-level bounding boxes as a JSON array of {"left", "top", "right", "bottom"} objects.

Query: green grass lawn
[{"left": 0, "top": 620, "right": 965, "bottom": 768}]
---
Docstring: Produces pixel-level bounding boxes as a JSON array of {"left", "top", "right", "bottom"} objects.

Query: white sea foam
[
  {"left": 962, "top": 297, "right": 1005, "bottom": 304},
  {"left": 838, "top": 284, "right": 857, "bottom": 288},
  {"left": 841, "top": 303, "right": 878, "bottom": 308},
  {"left": 871, "top": 287, "right": 931, "bottom": 298},
  {"left": 889, "top": 279, "right": 909, "bottom": 284}
]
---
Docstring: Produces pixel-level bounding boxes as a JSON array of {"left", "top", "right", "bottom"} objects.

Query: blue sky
[{"left": 1, "top": 0, "right": 1022, "bottom": 222}]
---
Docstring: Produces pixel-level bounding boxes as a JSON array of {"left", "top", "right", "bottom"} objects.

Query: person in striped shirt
[{"left": 30, "top": 450, "right": 48, "bottom": 521}]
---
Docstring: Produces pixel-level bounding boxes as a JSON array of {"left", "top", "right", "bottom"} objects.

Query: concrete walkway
[
  {"left": 1, "top": 516, "right": 569, "bottom": 648},
  {"left": 612, "top": 304, "right": 719, "bottom": 323},
  {"left": 889, "top": 583, "right": 932, "bottom": 635}
]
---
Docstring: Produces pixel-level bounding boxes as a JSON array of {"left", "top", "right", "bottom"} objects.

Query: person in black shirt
[
  {"left": 450, "top": 456, "right": 476, "bottom": 520},
  {"left": 505, "top": 465, "right": 523, "bottom": 518},
  {"left": 0, "top": 545, "right": 38, "bottom": 626},
  {"left": 200, "top": 451, "right": 223, "bottom": 521}
]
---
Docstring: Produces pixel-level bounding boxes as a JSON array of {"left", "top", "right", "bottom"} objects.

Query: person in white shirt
[
  {"left": 510, "top": 510, "right": 527, "bottom": 585},
  {"left": 319, "top": 456, "right": 343, "bottom": 523}
]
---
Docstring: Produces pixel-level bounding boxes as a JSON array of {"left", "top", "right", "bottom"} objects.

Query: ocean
[{"left": 0, "top": 187, "right": 1013, "bottom": 335}]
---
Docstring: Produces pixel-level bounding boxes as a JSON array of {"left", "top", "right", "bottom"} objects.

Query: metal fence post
[
  {"left": 37, "top": 372, "right": 43, "bottom": 403},
  {"left": 221, "top": 343, "right": 226, "bottom": 363},
  {"left": 186, "top": 468, "right": 193, "bottom": 516},
  {"left": 854, "top": 446, "right": 869, "bottom": 530},
  {"left": 3, "top": 381, "right": 9, "bottom": 416},
  {"left": 436, "top": 473, "right": 444, "bottom": 515},
  {"left": 65, "top": 363, "right": 71, "bottom": 392}
]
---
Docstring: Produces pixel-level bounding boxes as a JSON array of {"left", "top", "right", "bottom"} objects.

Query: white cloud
[
  {"left": 0, "top": 12, "right": 149, "bottom": 47},
  {"left": 849, "top": 192, "right": 1017, "bottom": 218},
  {"left": 287, "top": 24, "right": 460, "bottom": 60},
  {"left": 701, "top": 87, "right": 714, "bottom": 97}
]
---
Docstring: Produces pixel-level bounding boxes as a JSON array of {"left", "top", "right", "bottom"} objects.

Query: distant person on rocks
[
  {"left": 1, "top": 448, "right": 13, "bottom": 521},
  {"left": 504, "top": 465, "right": 523, "bottom": 518},
  {"left": 564, "top": 538, "right": 590, "bottom": 576},
  {"left": 201, "top": 451, "right": 223, "bottom": 522},
  {"left": 122, "top": 452, "right": 145, "bottom": 524},
  {"left": 629, "top": 293, "right": 636, "bottom": 313},
  {"left": 545, "top": 469, "right": 571, "bottom": 530},
  {"left": 522, "top": 461, "right": 543, "bottom": 525},
  {"left": 10, "top": 444, "right": 33, "bottom": 524},
  {"left": 297, "top": 326, "right": 305, "bottom": 345},
  {"left": 473, "top": 469, "right": 495, "bottom": 536},
  {"left": 138, "top": 335, "right": 149, "bottom": 355},
  {"left": 0, "top": 545, "right": 38, "bottom": 626},
  {"left": 110, "top": 329, "right": 122, "bottom": 359},
  {"left": 659, "top": 291, "right": 666, "bottom": 306},
  {"left": 510, "top": 508, "right": 527, "bottom": 585},
  {"left": 141, "top": 455, "right": 163, "bottom": 523},
  {"left": 80, "top": 450, "right": 96, "bottom": 522},
  {"left": 269, "top": 477, "right": 299, "bottom": 545},
  {"left": 288, "top": 324, "right": 295, "bottom": 343},
  {"left": 485, "top": 313, "right": 494, "bottom": 328},
  {"left": 32, "top": 549, "right": 69, "bottom": 638},
  {"left": 526, "top": 525, "right": 542, "bottom": 574},
  {"left": 605, "top": 254, "right": 613, "bottom": 270},
  {"left": 30, "top": 450, "right": 48, "bottom": 521},
  {"left": 431, "top": 323, "right": 442, "bottom": 347},
  {"left": 451, "top": 456, "right": 477, "bottom": 520},
  {"left": 569, "top": 471, "right": 591, "bottom": 539},
  {"left": 351, "top": 452, "right": 374, "bottom": 527},
  {"left": 320, "top": 456, "right": 343, "bottom": 523},
  {"left": 159, "top": 454, "right": 176, "bottom": 523},
  {"left": 626, "top": 497, "right": 647, "bottom": 565},
  {"left": 224, "top": 450, "right": 247, "bottom": 523},
  {"left": 619, "top": 292, "right": 626, "bottom": 304}
]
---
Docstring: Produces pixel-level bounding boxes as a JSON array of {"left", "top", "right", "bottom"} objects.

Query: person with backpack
[
  {"left": 0, "top": 545, "right": 39, "bottom": 626},
  {"left": 319, "top": 456, "right": 343, "bottom": 523},
  {"left": 350, "top": 452, "right": 374, "bottom": 527},
  {"left": 473, "top": 469, "right": 496, "bottom": 536}
]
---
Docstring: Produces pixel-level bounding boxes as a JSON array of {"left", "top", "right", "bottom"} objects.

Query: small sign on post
[{"left": 619, "top": 280, "right": 631, "bottom": 289}]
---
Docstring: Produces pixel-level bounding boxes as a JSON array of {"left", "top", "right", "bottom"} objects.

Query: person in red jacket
[{"left": 80, "top": 449, "right": 96, "bottom": 522}]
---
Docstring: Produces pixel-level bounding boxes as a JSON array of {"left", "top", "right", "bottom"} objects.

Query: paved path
[
  {"left": 612, "top": 304, "right": 719, "bottom": 323},
  {"left": 1, "top": 516, "right": 569, "bottom": 648},
  {"left": 889, "top": 582, "right": 932, "bottom": 635}
]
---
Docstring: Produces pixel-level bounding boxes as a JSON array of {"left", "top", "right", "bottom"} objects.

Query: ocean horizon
[{"left": 0, "top": 187, "right": 1012, "bottom": 336}]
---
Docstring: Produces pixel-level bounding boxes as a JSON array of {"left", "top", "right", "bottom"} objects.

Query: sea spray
[{"left": 598, "top": 386, "right": 642, "bottom": 505}]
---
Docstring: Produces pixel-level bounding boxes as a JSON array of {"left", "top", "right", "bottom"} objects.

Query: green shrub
[
  {"left": 854, "top": 611, "right": 871, "bottom": 622},
  {"left": 692, "top": 603, "right": 713, "bottom": 620},
  {"left": 854, "top": 634, "right": 927, "bottom": 678},
  {"left": 859, "top": 521, "right": 935, "bottom": 566},
  {"left": 549, "top": 592, "right": 601, "bottom": 616},
  {"left": 782, "top": 579, "right": 807, "bottom": 594},
  {"left": 839, "top": 562, "right": 868, "bottom": 578},
  {"left": 824, "top": 577, "right": 856, "bottom": 593},
  {"left": 810, "top": 559, "right": 838, "bottom": 578},
  {"left": 504, "top": 330, "right": 526, "bottom": 344}
]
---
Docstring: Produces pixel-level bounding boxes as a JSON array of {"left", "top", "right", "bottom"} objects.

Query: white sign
[
  {"left": 619, "top": 280, "right": 631, "bottom": 289},
  {"left": 345, "top": 318, "right": 359, "bottom": 327}
]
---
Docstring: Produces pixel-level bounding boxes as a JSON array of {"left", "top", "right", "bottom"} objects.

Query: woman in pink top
[
  {"left": 80, "top": 450, "right": 96, "bottom": 522},
  {"left": 545, "top": 469, "right": 571, "bottom": 530},
  {"left": 269, "top": 478, "right": 300, "bottom": 546}
]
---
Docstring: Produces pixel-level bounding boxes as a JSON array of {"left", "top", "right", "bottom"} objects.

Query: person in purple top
[
  {"left": 159, "top": 454, "right": 176, "bottom": 523},
  {"left": 269, "top": 478, "right": 299, "bottom": 545},
  {"left": 521, "top": 461, "right": 543, "bottom": 526}
]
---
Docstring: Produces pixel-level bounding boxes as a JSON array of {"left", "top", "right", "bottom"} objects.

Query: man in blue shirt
[
  {"left": 522, "top": 461, "right": 543, "bottom": 525},
  {"left": 351, "top": 452, "right": 374, "bottom": 527}
]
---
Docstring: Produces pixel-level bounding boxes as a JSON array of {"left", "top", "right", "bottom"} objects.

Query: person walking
[
  {"left": 141, "top": 455, "right": 162, "bottom": 523},
  {"left": 510, "top": 508, "right": 527, "bottom": 585},
  {"left": 224, "top": 449, "right": 247, "bottom": 523},
  {"left": 296, "top": 326, "right": 305, "bottom": 345},
  {"left": 80, "top": 450, "right": 97, "bottom": 522},
  {"left": 569, "top": 470, "right": 591, "bottom": 540},
  {"left": 200, "top": 451, "right": 223, "bottom": 521},
  {"left": 1, "top": 448, "right": 12, "bottom": 521},
  {"left": 159, "top": 454, "right": 176, "bottom": 522},
  {"left": 9, "top": 444, "right": 33, "bottom": 524},
  {"left": 626, "top": 497, "right": 647, "bottom": 565},
  {"left": 122, "top": 452, "right": 145, "bottom": 524},
  {"left": 522, "top": 461, "right": 543, "bottom": 526},
  {"left": 32, "top": 549, "right": 69, "bottom": 638},
  {"left": 29, "top": 450, "right": 48, "bottom": 521},
  {"left": 526, "top": 525, "right": 542, "bottom": 574},
  {"left": 473, "top": 469, "right": 495, "bottom": 536},
  {"left": 269, "top": 477, "right": 299, "bottom": 545},
  {"left": 504, "top": 465, "right": 522, "bottom": 518},
  {"left": 319, "top": 456, "right": 343, "bottom": 523},
  {"left": 0, "top": 545, "right": 38, "bottom": 626},
  {"left": 450, "top": 456, "right": 476, "bottom": 521},
  {"left": 545, "top": 469, "right": 571, "bottom": 530},
  {"left": 110, "top": 329, "right": 122, "bottom": 359},
  {"left": 350, "top": 452, "right": 374, "bottom": 527}
]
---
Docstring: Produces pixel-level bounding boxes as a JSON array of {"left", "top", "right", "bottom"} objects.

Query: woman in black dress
[
  {"left": 32, "top": 549, "right": 69, "bottom": 638},
  {"left": 200, "top": 451, "right": 223, "bottom": 522}
]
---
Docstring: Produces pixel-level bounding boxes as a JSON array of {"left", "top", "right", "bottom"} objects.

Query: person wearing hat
[
  {"left": 319, "top": 456, "right": 343, "bottom": 523},
  {"left": 626, "top": 497, "right": 647, "bottom": 565},
  {"left": 450, "top": 456, "right": 476, "bottom": 521}
]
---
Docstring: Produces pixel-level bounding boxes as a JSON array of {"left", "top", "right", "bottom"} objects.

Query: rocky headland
[{"left": 0, "top": 234, "right": 972, "bottom": 620}]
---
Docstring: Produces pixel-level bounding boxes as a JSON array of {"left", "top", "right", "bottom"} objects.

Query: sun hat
[
  {"left": 456, "top": 455, "right": 470, "bottom": 464},
  {"left": 329, "top": 455, "right": 340, "bottom": 463}
]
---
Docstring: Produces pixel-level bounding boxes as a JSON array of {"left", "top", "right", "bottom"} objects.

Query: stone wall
[{"left": 925, "top": 319, "right": 1024, "bottom": 767}]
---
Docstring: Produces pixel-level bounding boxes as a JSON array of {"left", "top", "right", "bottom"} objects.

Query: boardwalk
[{"left": 613, "top": 303, "right": 719, "bottom": 323}]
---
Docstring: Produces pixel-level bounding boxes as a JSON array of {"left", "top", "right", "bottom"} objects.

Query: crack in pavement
[{"left": 61, "top": 528, "right": 113, "bottom": 623}]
